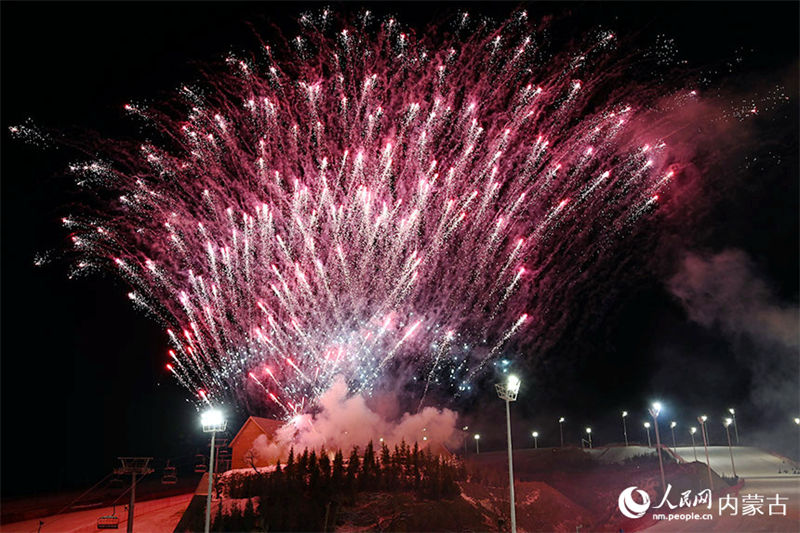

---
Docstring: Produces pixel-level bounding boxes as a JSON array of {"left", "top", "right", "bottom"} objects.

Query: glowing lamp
[{"left": 201, "top": 409, "right": 226, "bottom": 432}]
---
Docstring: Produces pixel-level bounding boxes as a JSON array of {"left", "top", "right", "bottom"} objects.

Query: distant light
[
  {"left": 622, "top": 411, "right": 628, "bottom": 417},
  {"left": 507, "top": 375, "right": 521, "bottom": 394},
  {"left": 728, "top": 408, "right": 735, "bottom": 415},
  {"left": 652, "top": 402, "right": 662, "bottom": 415},
  {"left": 724, "top": 418, "right": 733, "bottom": 427},
  {"left": 700, "top": 415, "right": 707, "bottom": 422},
  {"left": 585, "top": 427, "right": 591, "bottom": 434},
  {"left": 794, "top": 418, "right": 800, "bottom": 425},
  {"left": 559, "top": 417, "right": 565, "bottom": 423},
  {"left": 644, "top": 422, "right": 651, "bottom": 428},
  {"left": 474, "top": 434, "right": 481, "bottom": 440},
  {"left": 690, "top": 427, "right": 697, "bottom": 434},
  {"left": 532, "top": 431, "right": 539, "bottom": 438},
  {"left": 670, "top": 421, "right": 677, "bottom": 428}
]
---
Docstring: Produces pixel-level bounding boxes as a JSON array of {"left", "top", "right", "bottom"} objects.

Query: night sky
[{"left": 2, "top": 2, "right": 798, "bottom": 498}]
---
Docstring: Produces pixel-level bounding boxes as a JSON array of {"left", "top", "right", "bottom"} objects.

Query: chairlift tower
[{"left": 114, "top": 457, "right": 153, "bottom": 533}]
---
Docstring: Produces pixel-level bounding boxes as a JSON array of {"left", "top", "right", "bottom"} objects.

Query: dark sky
[{"left": 2, "top": 2, "right": 798, "bottom": 497}]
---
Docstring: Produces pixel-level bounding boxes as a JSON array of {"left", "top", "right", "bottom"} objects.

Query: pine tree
[
  {"left": 379, "top": 442, "right": 391, "bottom": 490},
  {"left": 412, "top": 442, "right": 421, "bottom": 489},
  {"left": 360, "top": 441, "right": 377, "bottom": 490},
  {"left": 298, "top": 448, "right": 309, "bottom": 481},
  {"left": 332, "top": 449, "right": 345, "bottom": 490},
  {"left": 346, "top": 446, "right": 360, "bottom": 481},
  {"left": 380, "top": 442, "right": 391, "bottom": 469},
  {"left": 319, "top": 448, "right": 332, "bottom": 487},
  {"left": 346, "top": 446, "right": 360, "bottom": 503},
  {"left": 309, "top": 450, "right": 320, "bottom": 493},
  {"left": 285, "top": 447, "right": 295, "bottom": 479}
]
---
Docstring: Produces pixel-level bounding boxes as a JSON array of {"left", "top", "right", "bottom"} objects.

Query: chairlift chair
[
  {"left": 194, "top": 454, "right": 208, "bottom": 473},
  {"left": 161, "top": 460, "right": 178, "bottom": 484},
  {"left": 108, "top": 476, "right": 123, "bottom": 489},
  {"left": 97, "top": 506, "right": 120, "bottom": 530}
]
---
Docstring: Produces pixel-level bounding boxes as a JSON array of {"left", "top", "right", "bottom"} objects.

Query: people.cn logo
[{"left": 618, "top": 486, "right": 651, "bottom": 519}]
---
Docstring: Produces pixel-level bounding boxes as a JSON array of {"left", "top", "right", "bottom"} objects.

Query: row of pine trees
[{"left": 214, "top": 440, "right": 464, "bottom": 531}]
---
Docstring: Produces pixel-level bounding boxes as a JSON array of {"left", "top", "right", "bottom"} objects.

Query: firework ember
[{"left": 33, "top": 10, "right": 689, "bottom": 416}]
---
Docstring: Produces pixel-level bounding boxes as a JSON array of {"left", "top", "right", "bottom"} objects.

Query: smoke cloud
[
  {"left": 669, "top": 249, "right": 799, "bottom": 349},
  {"left": 668, "top": 249, "right": 799, "bottom": 417},
  {"left": 249, "top": 376, "right": 460, "bottom": 463}
]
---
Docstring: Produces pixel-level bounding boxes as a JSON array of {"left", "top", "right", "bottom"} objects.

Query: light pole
[
  {"left": 689, "top": 427, "right": 698, "bottom": 461},
  {"left": 649, "top": 402, "right": 667, "bottom": 493},
  {"left": 621, "top": 411, "right": 629, "bottom": 446},
  {"left": 728, "top": 408, "right": 740, "bottom": 444},
  {"left": 474, "top": 434, "right": 480, "bottom": 454},
  {"left": 463, "top": 426, "right": 469, "bottom": 456},
  {"left": 532, "top": 431, "right": 539, "bottom": 449},
  {"left": 585, "top": 427, "right": 592, "bottom": 449},
  {"left": 558, "top": 417, "right": 565, "bottom": 448},
  {"left": 643, "top": 422, "right": 651, "bottom": 447},
  {"left": 670, "top": 421, "right": 677, "bottom": 452},
  {"left": 496, "top": 374, "right": 521, "bottom": 533},
  {"left": 723, "top": 418, "right": 737, "bottom": 478},
  {"left": 698, "top": 415, "right": 713, "bottom": 490},
  {"left": 201, "top": 409, "right": 227, "bottom": 533}
]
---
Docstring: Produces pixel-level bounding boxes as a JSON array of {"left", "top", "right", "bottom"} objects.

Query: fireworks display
[{"left": 33, "top": 9, "right": 691, "bottom": 416}]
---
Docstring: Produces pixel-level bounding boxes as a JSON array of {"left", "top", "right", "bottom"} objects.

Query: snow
[
  {"left": 586, "top": 445, "right": 663, "bottom": 464},
  {"left": 1, "top": 493, "right": 192, "bottom": 533}
]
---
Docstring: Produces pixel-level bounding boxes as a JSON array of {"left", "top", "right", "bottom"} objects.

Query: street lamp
[
  {"left": 558, "top": 417, "right": 565, "bottom": 448},
  {"left": 621, "top": 411, "right": 629, "bottom": 447},
  {"left": 532, "top": 431, "right": 539, "bottom": 449},
  {"left": 649, "top": 402, "right": 667, "bottom": 493},
  {"left": 643, "top": 422, "right": 652, "bottom": 447},
  {"left": 463, "top": 426, "right": 469, "bottom": 456},
  {"left": 670, "top": 421, "right": 677, "bottom": 451},
  {"left": 698, "top": 415, "right": 713, "bottom": 490},
  {"left": 474, "top": 433, "right": 480, "bottom": 454},
  {"left": 201, "top": 408, "right": 227, "bottom": 533},
  {"left": 728, "top": 408, "right": 740, "bottom": 444},
  {"left": 585, "top": 427, "right": 592, "bottom": 449},
  {"left": 496, "top": 374, "right": 521, "bottom": 533},
  {"left": 689, "top": 427, "right": 699, "bottom": 461},
  {"left": 794, "top": 417, "right": 800, "bottom": 425},
  {"left": 723, "top": 418, "right": 738, "bottom": 478}
]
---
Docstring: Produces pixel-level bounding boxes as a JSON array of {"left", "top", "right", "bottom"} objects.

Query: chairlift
[
  {"left": 161, "top": 460, "right": 178, "bottom": 484},
  {"left": 97, "top": 506, "right": 120, "bottom": 530},
  {"left": 194, "top": 454, "right": 208, "bottom": 473}
]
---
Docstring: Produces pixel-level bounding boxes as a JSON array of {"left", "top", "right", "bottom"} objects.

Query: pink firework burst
[{"left": 47, "top": 10, "right": 688, "bottom": 416}]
